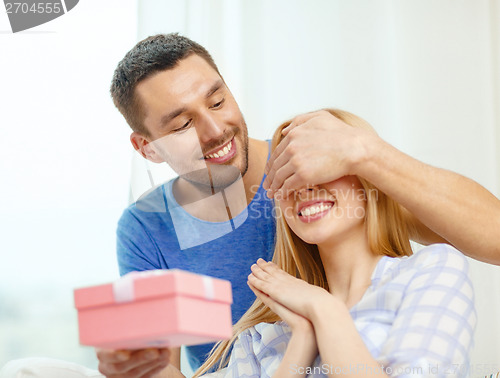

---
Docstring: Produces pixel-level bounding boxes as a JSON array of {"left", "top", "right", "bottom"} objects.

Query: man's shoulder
[{"left": 119, "top": 181, "right": 174, "bottom": 224}]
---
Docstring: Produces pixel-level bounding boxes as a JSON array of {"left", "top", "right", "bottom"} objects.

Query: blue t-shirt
[{"left": 116, "top": 143, "right": 276, "bottom": 370}]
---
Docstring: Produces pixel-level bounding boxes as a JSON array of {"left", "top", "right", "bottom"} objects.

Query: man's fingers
[
  {"left": 266, "top": 142, "right": 299, "bottom": 197},
  {"left": 266, "top": 148, "right": 294, "bottom": 188},
  {"left": 96, "top": 348, "right": 131, "bottom": 363},
  {"left": 282, "top": 110, "right": 324, "bottom": 136},
  {"left": 267, "top": 159, "right": 302, "bottom": 200},
  {"left": 265, "top": 125, "right": 306, "bottom": 191},
  {"left": 263, "top": 132, "right": 292, "bottom": 178},
  {"left": 98, "top": 348, "right": 170, "bottom": 376},
  {"left": 266, "top": 110, "right": 335, "bottom": 192},
  {"left": 265, "top": 112, "right": 313, "bottom": 178},
  {"left": 279, "top": 174, "right": 306, "bottom": 201},
  {"left": 121, "top": 358, "right": 169, "bottom": 378}
]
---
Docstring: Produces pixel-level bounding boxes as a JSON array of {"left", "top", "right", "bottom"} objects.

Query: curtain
[{"left": 135, "top": 0, "right": 500, "bottom": 373}]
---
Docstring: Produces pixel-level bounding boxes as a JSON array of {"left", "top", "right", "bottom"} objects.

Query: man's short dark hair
[{"left": 110, "top": 33, "right": 220, "bottom": 136}]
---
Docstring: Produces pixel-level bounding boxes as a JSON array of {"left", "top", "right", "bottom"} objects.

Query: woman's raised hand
[{"left": 248, "top": 259, "right": 331, "bottom": 321}]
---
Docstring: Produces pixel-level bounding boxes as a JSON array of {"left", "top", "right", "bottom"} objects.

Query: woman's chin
[{"left": 296, "top": 232, "right": 331, "bottom": 246}]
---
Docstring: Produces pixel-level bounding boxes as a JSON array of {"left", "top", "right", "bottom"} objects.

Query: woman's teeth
[
  {"left": 299, "top": 203, "right": 333, "bottom": 217},
  {"left": 205, "top": 141, "right": 232, "bottom": 159}
]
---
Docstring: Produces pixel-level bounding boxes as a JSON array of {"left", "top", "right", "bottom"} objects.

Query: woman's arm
[
  {"left": 272, "top": 330, "right": 318, "bottom": 378},
  {"left": 309, "top": 298, "right": 390, "bottom": 377},
  {"left": 249, "top": 284, "right": 318, "bottom": 378}
]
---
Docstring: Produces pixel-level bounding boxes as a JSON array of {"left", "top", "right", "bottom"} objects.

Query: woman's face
[{"left": 277, "top": 176, "right": 367, "bottom": 246}]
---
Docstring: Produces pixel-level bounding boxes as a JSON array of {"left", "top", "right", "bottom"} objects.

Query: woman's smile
[{"left": 297, "top": 200, "right": 335, "bottom": 223}]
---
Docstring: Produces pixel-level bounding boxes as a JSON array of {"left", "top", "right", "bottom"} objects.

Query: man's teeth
[
  {"left": 205, "top": 141, "right": 232, "bottom": 159},
  {"left": 300, "top": 203, "right": 333, "bottom": 217}
]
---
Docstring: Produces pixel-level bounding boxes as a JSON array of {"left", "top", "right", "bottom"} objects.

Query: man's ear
[{"left": 130, "top": 132, "right": 164, "bottom": 163}]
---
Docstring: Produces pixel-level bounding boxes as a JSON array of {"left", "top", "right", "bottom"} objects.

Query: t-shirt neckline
[{"left": 164, "top": 140, "right": 271, "bottom": 225}]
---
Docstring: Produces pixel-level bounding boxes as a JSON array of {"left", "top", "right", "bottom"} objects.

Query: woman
[{"left": 196, "top": 109, "right": 476, "bottom": 377}]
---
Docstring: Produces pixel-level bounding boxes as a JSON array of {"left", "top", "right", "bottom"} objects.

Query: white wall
[
  {"left": 0, "top": 0, "right": 137, "bottom": 368},
  {"left": 137, "top": 0, "right": 500, "bottom": 375},
  {"left": 1, "top": 0, "right": 498, "bottom": 375}
]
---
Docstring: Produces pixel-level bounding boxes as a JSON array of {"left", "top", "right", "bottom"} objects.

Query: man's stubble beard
[{"left": 179, "top": 120, "right": 249, "bottom": 192}]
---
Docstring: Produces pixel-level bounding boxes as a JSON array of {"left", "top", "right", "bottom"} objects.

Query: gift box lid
[{"left": 74, "top": 269, "right": 232, "bottom": 310}]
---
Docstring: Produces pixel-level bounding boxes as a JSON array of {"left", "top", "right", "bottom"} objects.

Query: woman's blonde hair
[{"left": 194, "top": 108, "right": 415, "bottom": 376}]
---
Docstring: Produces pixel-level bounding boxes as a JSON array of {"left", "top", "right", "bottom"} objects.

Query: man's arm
[
  {"left": 264, "top": 110, "right": 500, "bottom": 264},
  {"left": 357, "top": 135, "right": 500, "bottom": 264},
  {"left": 400, "top": 207, "right": 448, "bottom": 246}
]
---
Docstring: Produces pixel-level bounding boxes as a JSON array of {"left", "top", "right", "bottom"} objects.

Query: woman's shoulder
[
  {"left": 376, "top": 244, "right": 471, "bottom": 287},
  {"left": 406, "top": 243, "right": 469, "bottom": 271}
]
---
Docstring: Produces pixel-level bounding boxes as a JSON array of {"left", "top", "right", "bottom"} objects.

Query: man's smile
[{"left": 203, "top": 137, "right": 236, "bottom": 163}]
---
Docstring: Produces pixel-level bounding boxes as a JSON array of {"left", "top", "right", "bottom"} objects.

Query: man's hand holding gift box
[{"left": 74, "top": 269, "right": 233, "bottom": 376}]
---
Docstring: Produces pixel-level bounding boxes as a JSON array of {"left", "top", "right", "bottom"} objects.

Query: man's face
[{"left": 135, "top": 54, "right": 249, "bottom": 189}]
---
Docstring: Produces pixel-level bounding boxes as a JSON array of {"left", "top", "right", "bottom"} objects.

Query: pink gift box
[{"left": 74, "top": 269, "right": 233, "bottom": 349}]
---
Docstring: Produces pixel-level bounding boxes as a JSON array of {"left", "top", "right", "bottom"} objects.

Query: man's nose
[{"left": 196, "top": 113, "right": 224, "bottom": 144}]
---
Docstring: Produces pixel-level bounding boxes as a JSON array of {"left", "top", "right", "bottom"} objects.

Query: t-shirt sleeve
[
  {"left": 379, "top": 244, "right": 476, "bottom": 377},
  {"left": 116, "top": 208, "right": 162, "bottom": 276}
]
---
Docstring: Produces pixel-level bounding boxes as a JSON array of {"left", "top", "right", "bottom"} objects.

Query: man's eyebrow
[
  {"left": 159, "top": 80, "right": 224, "bottom": 128},
  {"left": 160, "top": 106, "right": 187, "bottom": 127},
  {"left": 206, "top": 79, "right": 224, "bottom": 99}
]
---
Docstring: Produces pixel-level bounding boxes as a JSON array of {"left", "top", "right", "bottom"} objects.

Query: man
[
  {"left": 100, "top": 33, "right": 275, "bottom": 377},
  {"left": 97, "top": 33, "right": 500, "bottom": 377}
]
